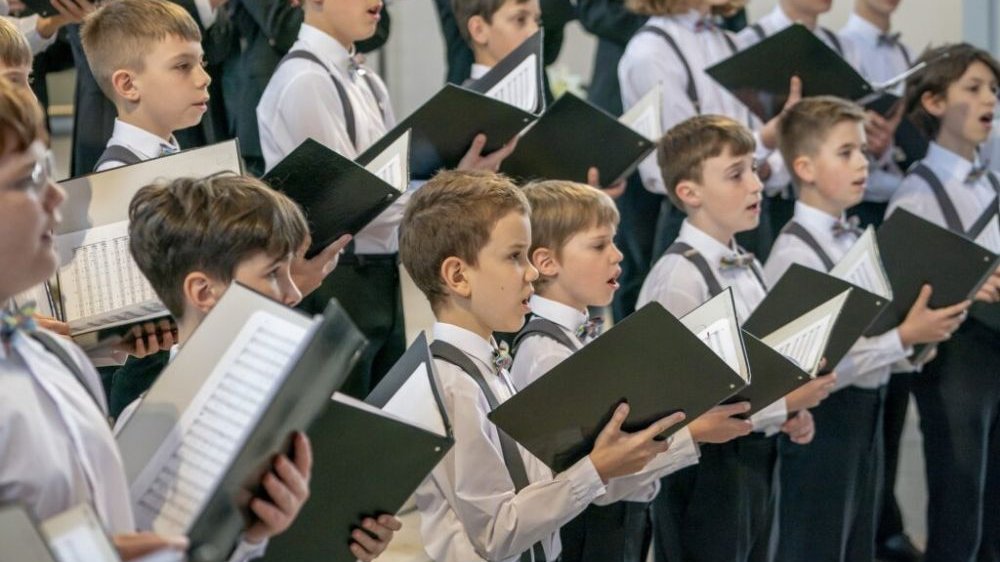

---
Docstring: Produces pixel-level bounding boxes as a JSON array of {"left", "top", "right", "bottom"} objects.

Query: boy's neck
[
  {"left": 798, "top": 188, "right": 846, "bottom": 219},
  {"left": 473, "top": 49, "right": 499, "bottom": 70},
  {"left": 175, "top": 310, "right": 203, "bottom": 348},
  {"left": 435, "top": 302, "right": 496, "bottom": 342},
  {"left": 117, "top": 110, "right": 174, "bottom": 144},
  {"left": 304, "top": 13, "right": 356, "bottom": 52},
  {"left": 534, "top": 287, "right": 588, "bottom": 317},
  {"left": 854, "top": 2, "right": 891, "bottom": 32},
  {"left": 687, "top": 214, "right": 738, "bottom": 248},
  {"left": 693, "top": 2, "right": 712, "bottom": 16},
  {"left": 780, "top": 0, "right": 820, "bottom": 29},
  {"left": 936, "top": 129, "right": 979, "bottom": 162}
]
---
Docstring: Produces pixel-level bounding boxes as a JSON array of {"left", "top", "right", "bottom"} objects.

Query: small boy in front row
[
  {"left": 764, "top": 96, "right": 969, "bottom": 562},
  {"left": 401, "top": 170, "right": 700, "bottom": 562},
  {"left": 887, "top": 43, "right": 1000, "bottom": 562},
  {"left": 637, "top": 115, "right": 831, "bottom": 562},
  {"left": 509, "top": 179, "right": 760, "bottom": 562}
]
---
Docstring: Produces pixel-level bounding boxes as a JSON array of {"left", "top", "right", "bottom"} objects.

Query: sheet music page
[
  {"left": 974, "top": 215, "right": 1000, "bottom": 254},
  {"left": 380, "top": 364, "right": 447, "bottom": 436},
  {"left": 619, "top": 85, "right": 662, "bottom": 140},
  {"left": 41, "top": 505, "right": 121, "bottom": 562},
  {"left": 830, "top": 227, "right": 893, "bottom": 299},
  {"left": 693, "top": 318, "right": 742, "bottom": 375},
  {"left": 762, "top": 290, "right": 851, "bottom": 375},
  {"left": 680, "top": 289, "right": 748, "bottom": 381},
  {"left": 56, "top": 220, "right": 166, "bottom": 334},
  {"left": 363, "top": 130, "right": 410, "bottom": 192},
  {"left": 130, "top": 310, "right": 309, "bottom": 534},
  {"left": 485, "top": 54, "right": 538, "bottom": 113}
]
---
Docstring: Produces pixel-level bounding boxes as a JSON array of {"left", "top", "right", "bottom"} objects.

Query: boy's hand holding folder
[{"left": 588, "top": 404, "right": 686, "bottom": 483}]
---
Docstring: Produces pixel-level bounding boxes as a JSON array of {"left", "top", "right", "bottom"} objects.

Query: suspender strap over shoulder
[
  {"left": 781, "top": 221, "right": 836, "bottom": 271},
  {"left": 750, "top": 23, "right": 766, "bottom": 42},
  {"left": 968, "top": 173, "right": 1000, "bottom": 239},
  {"left": 664, "top": 242, "right": 725, "bottom": 297},
  {"left": 31, "top": 331, "right": 105, "bottom": 416},
  {"left": 428, "top": 340, "right": 546, "bottom": 562},
  {"left": 94, "top": 145, "right": 143, "bottom": 170},
  {"left": 911, "top": 163, "right": 966, "bottom": 233},
  {"left": 639, "top": 26, "right": 700, "bottom": 114},
  {"left": 819, "top": 27, "right": 844, "bottom": 56},
  {"left": 512, "top": 317, "right": 579, "bottom": 354}
]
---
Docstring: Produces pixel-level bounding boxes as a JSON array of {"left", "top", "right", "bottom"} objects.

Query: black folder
[
  {"left": 734, "top": 331, "right": 811, "bottom": 416},
  {"left": 465, "top": 29, "right": 546, "bottom": 114},
  {"left": 262, "top": 138, "right": 401, "bottom": 258},
  {"left": 744, "top": 263, "right": 887, "bottom": 372},
  {"left": 867, "top": 209, "right": 1000, "bottom": 344},
  {"left": 970, "top": 302, "right": 1000, "bottom": 333},
  {"left": 262, "top": 335, "right": 453, "bottom": 562},
  {"left": 499, "top": 93, "right": 656, "bottom": 186},
  {"left": 705, "top": 24, "right": 885, "bottom": 120},
  {"left": 0, "top": 504, "right": 58, "bottom": 562},
  {"left": 187, "top": 298, "right": 367, "bottom": 562},
  {"left": 488, "top": 302, "right": 747, "bottom": 473},
  {"left": 361, "top": 84, "right": 536, "bottom": 179},
  {"left": 20, "top": 0, "right": 59, "bottom": 17}
]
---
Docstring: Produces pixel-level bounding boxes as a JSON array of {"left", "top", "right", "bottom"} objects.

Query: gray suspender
[
  {"left": 781, "top": 221, "right": 836, "bottom": 271},
  {"left": 639, "top": 26, "right": 739, "bottom": 116},
  {"left": 750, "top": 23, "right": 766, "bottom": 42},
  {"left": 93, "top": 145, "right": 143, "bottom": 170},
  {"left": 664, "top": 242, "right": 768, "bottom": 296},
  {"left": 911, "top": 163, "right": 1000, "bottom": 240},
  {"left": 428, "top": 340, "right": 546, "bottom": 562},
  {"left": 899, "top": 43, "right": 912, "bottom": 67},
  {"left": 278, "top": 50, "right": 387, "bottom": 151},
  {"left": 31, "top": 331, "right": 105, "bottom": 415},
  {"left": 512, "top": 317, "right": 579, "bottom": 354},
  {"left": 750, "top": 23, "right": 844, "bottom": 56}
]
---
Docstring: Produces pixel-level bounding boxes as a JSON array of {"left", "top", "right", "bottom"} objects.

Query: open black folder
[
  {"left": 705, "top": 24, "right": 894, "bottom": 120},
  {"left": 261, "top": 334, "right": 453, "bottom": 562},
  {"left": 744, "top": 264, "right": 887, "bottom": 373},
  {"left": 263, "top": 137, "right": 404, "bottom": 258},
  {"left": 361, "top": 84, "right": 536, "bottom": 179},
  {"left": 499, "top": 93, "right": 656, "bottom": 186},
  {"left": 465, "top": 29, "right": 546, "bottom": 114},
  {"left": 489, "top": 302, "right": 747, "bottom": 473},
  {"left": 867, "top": 209, "right": 1000, "bottom": 349},
  {"left": 737, "top": 332, "right": 811, "bottom": 415}
]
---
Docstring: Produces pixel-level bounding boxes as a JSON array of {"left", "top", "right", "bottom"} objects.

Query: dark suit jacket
[{"left": 576, "top": 0, "right": 645, "bottom": 116}]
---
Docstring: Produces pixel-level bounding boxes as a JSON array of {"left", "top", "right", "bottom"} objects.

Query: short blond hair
[
  {"left": 0, "top": 79, "right": 46, "bottom": 157},
  {"left": 81, "top": 0, "right": 201, "bottom": 100},
  {"left": 626, "top": 0, "right": 744, "bottom": 17},
  {"left": 521, "top": 180, "right": 619, "bottom": 288},
  {"left": 0, "top": 18, "right": 32, "bottom": 68},
  {"left": 657, "top": 115, "right": 756, "bottom": 210},
  {"left": 399, "top": 170, "right": 530, "bottom": 310},
  {"left": 778, "top": 96, "right": 866, "bottom": 184}
]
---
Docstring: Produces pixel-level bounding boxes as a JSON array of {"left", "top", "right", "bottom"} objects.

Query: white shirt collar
[
  {"left": 528, "top": 295, "right": 588, "bottom": 334},
  {"left": 432, "top": 322, "right": 497, "bottom": 371},
  {"left": 676, "top": 219, "right": 742, "bottom": 266},
  {"left": 470, "top": 63, "right": 491, "bottom": 81},
  {"left": 765, "top": 3, "right": 796, "bottom": 31},
  {"left": 843, "top": 12, "right": 889, "bottom": 45},
  {"left": 793, "top": 200, "right": 844, "bottom": 234},
  {"left": 664, "top": 9, "right": 709, "bottom": 32},
  {"left": 298, "top": 23, "right": 355, "bottom": 74},
  {"left": 924, "top": 142, "right": 978, "bottom": 184},
  {"left": 108, "top": 119, "right": 179, "bottom": 160}
]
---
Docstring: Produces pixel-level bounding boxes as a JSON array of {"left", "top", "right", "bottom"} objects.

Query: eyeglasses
[{"left": 0, "top": 141, "right": 56, "bottom": 197}]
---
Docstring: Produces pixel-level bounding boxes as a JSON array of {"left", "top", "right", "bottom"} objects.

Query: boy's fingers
[
  {"left": 362, "top": 518, "right": 395, "bottom": 542},
  {"left": 250, "top": 497, "right": 284, "bottom": 528},
  {"left": 642, "top": 411, "right": 685, "bottom": 439},
  {"left": 377, "top": 514, "right": 403, "bottom": 531},
  {"left": 351, "top": 527, "right": 381, "bottom": 553},
  {"left": 915, "top": 284, "right": 933, "bottom": 307},
  {"left": 262, "top": 472, "right": 295, "bottom": 513},
  {"left": 587, "top": 166, "right": 600, "bottom": 187},
  {"left": 598, "top": 402, "right": 630, "bottom": 439},
  {"left": 293, "top": 432, "right": 314, "bottom": 478},
  {"left": 274, "top": 454, "right": 310, "bottom": 500}
]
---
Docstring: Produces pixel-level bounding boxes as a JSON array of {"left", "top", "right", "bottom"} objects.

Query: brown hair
[
  {"left": 904, "top": 43, "right": 1000, "bottom": 140},
  {"left": 626, "top": 0, "right": 744, "bottom": 17},
  {"left": 657, "top": 114, "right": 756, "bottom": 210},
  {"left": 778, "top": 96, "right": 866, "bottom": 184},
  {"left": 521, "top": 180, "right": 619, "bottom": 288},
  {"left": 128, "top": 173, "right": 308, "bottom": 318},
  {"left": 399, "top": 169, "right": 530, "bottom": 309},
  {"left": 0, "top": 79, "right": 46, "bottom": 156},
  {"left": 81, "top": 0, "right": 202, "bottom": 100},
  {"left": 451, "top": 0, "right": 532, "bottom": 43},
  {"left": 0, "top": 18, "right": 32, "bottom": 69}
]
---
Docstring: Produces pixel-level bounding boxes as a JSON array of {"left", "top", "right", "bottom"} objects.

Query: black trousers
[
  {"left": 299, "top": 256, "right": 405, "bottom": 399},
  {"left": 912, "top": 319, "right": 1000, "bottom": 562},
  {"left": 775, "top": 386, "right": 886, "bottom": 562},
  {"left": 613, "top": 175, "right": 664, "bottom": 321},
  {"left": 560, "top": 501, "right": 651, "bottom": 562},
  {"left": 875, "top": 371, "right": 916, "bottom": 543},
  {"left": 652, "top": 433, "right": 777, "bottom": 562}
]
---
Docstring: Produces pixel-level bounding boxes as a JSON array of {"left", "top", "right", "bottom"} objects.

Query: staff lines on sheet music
[
  {"left": 486, "top": 55, "right": 537, "bottom": 112},
  {"left": 65, "top": 233, "right": 159, "bottom": 321},
  {"left": 772, "top": 315, "right": 831, "bottom": 370},
  {"left": 374, "top": 156, "right": 402, "bottom": 190}
]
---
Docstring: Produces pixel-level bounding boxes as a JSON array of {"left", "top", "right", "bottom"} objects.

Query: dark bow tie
[
  {"left": 719, "top": 252, "right": 755, "bottom": 270},
  {"left": 492, "top": 341, "right": 513, "bottom": 372},
  {"left": 966, "top": 162, "right": 991, "bottom": 184},
  {"left": 877, "top": 32, "right": 902, "bottom": 47},
  {"left": 832, "top": 215, "right": 863, "bottom": 238},
  {"left": 1, "top": 301, "right": 37, "bottom": 351},
  {"left": 576, "top": 317, "right": 604, "bottom": 342},
  {"left": 694, "top": 17, "right": 718, "bottom": 32}
]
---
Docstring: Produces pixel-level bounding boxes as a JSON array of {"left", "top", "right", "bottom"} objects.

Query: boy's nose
[{"left": 526, "top": 263, "right": 540, "bottom": 283}]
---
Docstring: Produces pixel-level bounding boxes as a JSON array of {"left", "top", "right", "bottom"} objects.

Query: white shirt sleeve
[
  {"left": 192, "top": 0, "right": 218, "bottom": 29},
  {"left": 750, "top": 398, "right": 787, "bottom": 435},
  {"left": 6, "top": 15, "right": 56, "bottom": 54},
  {"left": 594, "top": 427, "right": 700, "bottom": 504}
]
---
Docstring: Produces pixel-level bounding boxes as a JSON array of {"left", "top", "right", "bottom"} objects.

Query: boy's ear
[
  {"left": 792, "top": 155, "right": 816, "bottom": 185},
  {"left": 920, "top": 90, "right": 947, "bottom": 118},
  {"left": 183, "top": 271, "right": 223, "bottom": 314},
  {"left": 440, "top": 256, "right": 472, "bottom": 299},
  {"left": 467, "top": 15, "right": 491, "bottom": 48},
  {"left": 531, "top": 246, "right": 559, "bottom": 279},
  {"left": 111, "top": 69, "right": 141, "bottom": 104},
  {"left": 675, "top": 180, "right": 702, "bottom": 210}
]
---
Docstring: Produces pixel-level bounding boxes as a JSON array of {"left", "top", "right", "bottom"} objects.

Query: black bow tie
[
  {"left": 878, "top": 32, "right": 902, "bottom": 47},
  {"left": 576, "top": 317, "right": 604, "bottom": 342},
  {"left": 832, "top": 215, "right": 863, "bottom": 238},
  {"left": 967, "top": 162, "right": 991, "bottom": 184},
  {"left": 694, "top": 17, "right": 718, "bottom": 32},
  {"left": 719, "top": 252, "right": 755, "bottom": 270}
]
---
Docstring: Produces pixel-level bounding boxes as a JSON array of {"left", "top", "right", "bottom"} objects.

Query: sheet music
[
  {"left": 830, "top": 227, "right": 893, "bottom": 299},
  {"left": 762, "top": 290, "right": 850, "bottom": 375},
  {"left": 619, "top": 85, "right": 662, "bottom": 140},
  {"left": 41, "top": 504, "right": 120, "bottom": 562},
  {"left": 363, "top": 129, "right": 411, "bottom": 192},
  {"left": 693, "top": 318, "right": 742, "bottom": 375},
  {"left": 56, "top": 220, "right": 166, "bottom": 334},
  {"left": 975, "top": 215, "right": 1000, "bottom": 254},
  {"left": 484, "top": 54, "right": 539, "bottom": 113},
  {"left": 380, "top": 363, "right": 447, "bottom": 436},
  {"left": 679, "top": 289, "right": 748, "bottom": 381},
  {"left": 131, "top": 310, "right": 309, "bottom": 534}
]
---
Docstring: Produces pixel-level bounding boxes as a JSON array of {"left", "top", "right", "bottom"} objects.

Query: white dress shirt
[
  {"left": 618, "top": 11, "right": 787, "bottom": 196},
  {"left": 839, "top": 12, "right": 912, "bottom": 203},
  {"left": 4, "top": 15, "right": 56, "bottom": 54},
  {"left": 0, "top": 328, "right": 134, "bottom": 533},
  {"left": 736, "top": 4, "right": 862, "bottom": 70},
  {"left": 888, "top": 142, "right": 1000, "bottom": 253},
  {"left": 636, "top": 220, "right": 788, "bottom": 433},
  {"left": 763, "top": 202, "right": 911, "bottom": 389},
  {"left": 509, "top": 295, "right": 701, "bottom": 499},
  {"left": 94, "top": 119, "right": 182, "bottom": 172},
  {"left": 257, "top": 24, "right": 411, "bottom": 255}
]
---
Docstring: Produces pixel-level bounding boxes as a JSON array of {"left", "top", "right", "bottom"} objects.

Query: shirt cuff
[
  {"left": 22, "top": 16, "right": 56, "bottom": 54},
  {"left": 563, "top": 454, "right": 609, "bottom": 505},
  {"left": 193, "top": 0, "right": 218, "bottom": 29},
  {"left": 751, "top": 397, "right": 787, "bottom": 436},
  {"left": 228, "top": 536, "right": 268, "bottom": 562}
]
